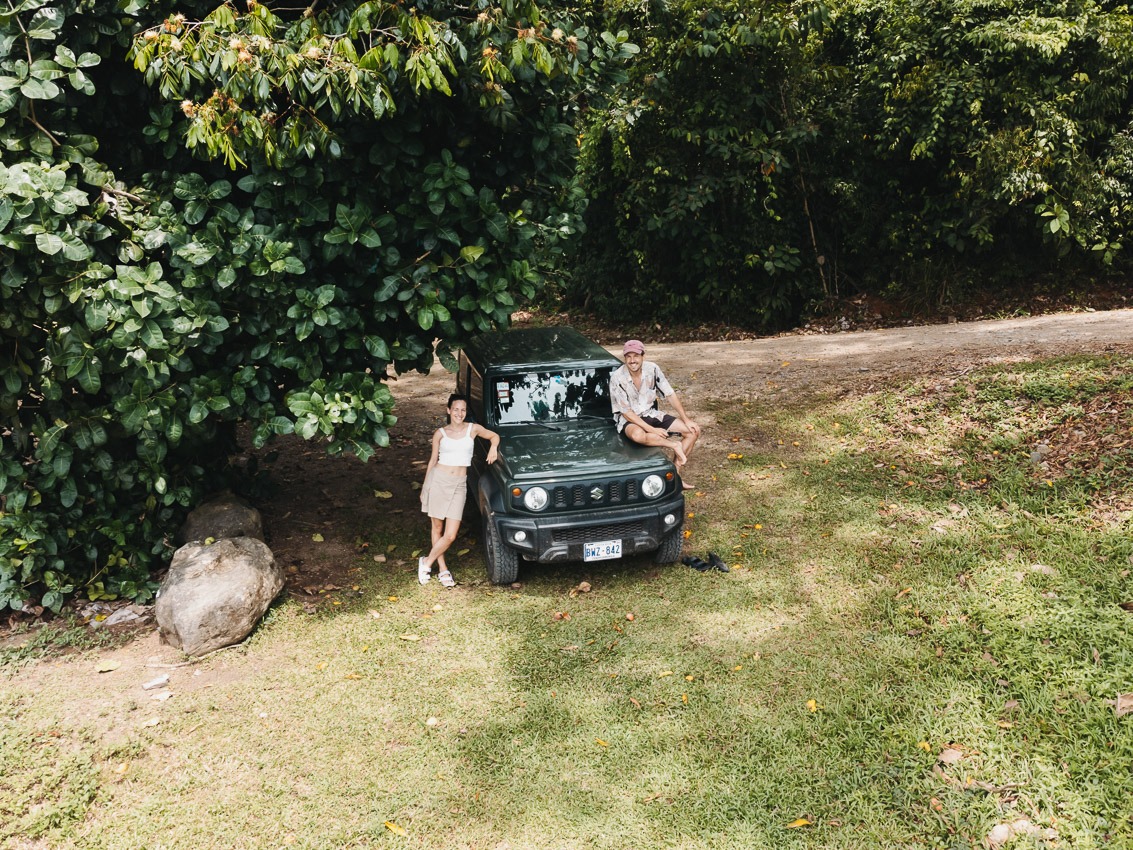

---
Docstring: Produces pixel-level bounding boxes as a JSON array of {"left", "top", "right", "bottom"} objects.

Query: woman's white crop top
[{"left": 437, "top": 424, "right": 475, "bottom": 466}]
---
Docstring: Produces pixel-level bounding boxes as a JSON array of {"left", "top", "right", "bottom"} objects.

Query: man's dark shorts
[{"left": 619, "top": 411, "right": 677, "bottom": 435}]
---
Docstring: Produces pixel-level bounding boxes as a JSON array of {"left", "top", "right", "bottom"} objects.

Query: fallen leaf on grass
[
  {"left": 388, "top": 596, "right": 398, "bottom": 602},
  {"left": 373, "top": 490, "right": 393, "bottom": 499},
  {"left": 930, "top": 797, "right": 943, "bottom": 812},
  {"left": 917, "top": 741, "right": 931, "bottom": 752},
  {"left": 938, "top": 747, "right": 963, "bottom": 766},
  {"left": 786, "top": 818, "right": 811, "bottom": 829},
  {"left": 96, "top": 660, "right": 121, "bottom": 673},
  {"left": 727, "top": 453, "right": 744, "bottom": 460},
  {"left": 311, "top": 533, "right": 324, "bottom": 542},
  {"left": 344, "top": 673, "right": 361, "bottom": 680},
  {"left": 1116, "top": 693, "right": 1133, "bottom": 717},
  {"left": 595, "top": 738, "right": 609, "bottom": 747},
  {"left": 384, "top": 821, "right": 408, "bottom": 836},
  {"left": 399, "top": 634, "right": 421, "bottom": 642},
  {"left": 806, "top": 699, "right": 818, "bottom": 713},
  {"left": 894, "top": 587, "right": 912, "bottom": 599},
  {"left": 630, "top": 697, "right": 641, "bottom": 709},
  {"left": 658, "top": 671, "right": 674, "bottom": 678},
  {"left": 457, "top": 548, "right": 469, "bottom": 556}
]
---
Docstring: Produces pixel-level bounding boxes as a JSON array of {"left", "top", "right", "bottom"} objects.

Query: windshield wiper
[{"left": 515, "top": 420, "right": 564, "bottom": 431}]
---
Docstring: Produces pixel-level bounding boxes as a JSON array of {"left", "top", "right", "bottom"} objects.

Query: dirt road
[{"left": 396, "top": 307, "right": 1133, "bottom": 416}]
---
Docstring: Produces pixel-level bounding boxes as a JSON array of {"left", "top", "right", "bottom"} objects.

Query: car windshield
[{"left": 493, "top": 368, "right": 611, "bottom": 425}]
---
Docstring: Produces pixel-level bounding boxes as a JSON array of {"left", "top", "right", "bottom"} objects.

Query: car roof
[{"left": 462, "top": 327, "right": 621, "bottom": 372}]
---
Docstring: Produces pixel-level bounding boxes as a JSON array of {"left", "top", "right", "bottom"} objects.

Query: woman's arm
[
  {"left": 424, "top": 429, "right": 442, "bottom": 475},
  {"left": 474, "top": 424, "right": 500, "bottom": 464}
]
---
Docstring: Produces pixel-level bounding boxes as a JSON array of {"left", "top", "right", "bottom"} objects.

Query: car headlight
[
  {"left": 642, "top": 474, "right": 664, "bottom": 498},
  {"left": 523, "top": 486, "right": 549, "bottom": 511}
]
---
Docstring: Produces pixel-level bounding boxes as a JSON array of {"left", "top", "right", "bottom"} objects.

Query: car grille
[
  {"left": 551, "top": 478, "right": 640, "bottom": 509},
  {"left": 552, "top": 521, "right": 646, "bottom": 545}
]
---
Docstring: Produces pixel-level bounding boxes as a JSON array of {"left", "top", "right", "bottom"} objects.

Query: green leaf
[{"left": 460, "top": 245, "right": 485, "bottom": 263}]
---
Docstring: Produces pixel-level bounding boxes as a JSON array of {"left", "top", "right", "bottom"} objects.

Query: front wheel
[
  {"left": 482, "top": 510, "right": 519, "bottom": 584},
  {"left": 654, "top": 523, "right": 684, "bottom": 564}
]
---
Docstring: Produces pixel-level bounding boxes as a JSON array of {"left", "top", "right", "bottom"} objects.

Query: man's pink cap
[{"left": 623, "top": 339, "right": 645, "bottom": 355}]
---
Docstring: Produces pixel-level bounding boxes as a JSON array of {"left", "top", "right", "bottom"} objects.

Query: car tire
[
  {"left": 483, "top": 510, "right": 519, "bottom": 584},
  {"left": 654, "top": 523, "right": 684, "bottom": 564}
]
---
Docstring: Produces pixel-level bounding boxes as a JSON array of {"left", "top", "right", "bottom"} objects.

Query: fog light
[
  {"left": 513, "top": 530, "right": 527, "bottom": 543},
  {"left": 664, "top": 513, "right": 677, "bottom": 526}
]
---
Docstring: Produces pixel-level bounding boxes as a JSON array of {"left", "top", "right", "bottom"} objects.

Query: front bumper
[{"left": 489, "top": 494, "right": 685, "bottom": 563}]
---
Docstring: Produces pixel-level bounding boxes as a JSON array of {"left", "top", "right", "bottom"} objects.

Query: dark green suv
[{"left": 456, "top": 327, "right": 686, "bottom": 584}]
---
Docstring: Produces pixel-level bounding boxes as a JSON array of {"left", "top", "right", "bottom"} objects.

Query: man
[{"left": 610, "top": 339, "right": 701, "bottom": 490}]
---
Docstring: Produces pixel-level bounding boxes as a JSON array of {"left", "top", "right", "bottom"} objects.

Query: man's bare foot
[{"left": 673, "top": 444, "right": 688, "bottom": 467}]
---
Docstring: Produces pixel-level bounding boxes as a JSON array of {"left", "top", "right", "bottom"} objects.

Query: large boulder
[
  {"left": 177, "top": 492, "right": 263, "bottom": 545},
  {"left": 156, "top": 537, "right": 282, "bottom": 656}
]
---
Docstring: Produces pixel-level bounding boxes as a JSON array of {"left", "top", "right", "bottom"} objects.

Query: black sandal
[
  {"left": 682, "top": 555, "right": 712, "bottom": 572},
  {"left": 707, "top": 552, "right": 729, "bottom": 573}
]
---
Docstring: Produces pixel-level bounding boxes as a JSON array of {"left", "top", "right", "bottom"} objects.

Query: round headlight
[
  {"left": 642, "top": 474, "right": 664, "bottom": 498},
  {"left": 523, "top": 486, "right": 549, "bottom": 511}
]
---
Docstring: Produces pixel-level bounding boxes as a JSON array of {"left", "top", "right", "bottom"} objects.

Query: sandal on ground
[
  {"left": 707, "top": 551, "right": 730, "bottom": 573},
  {"left": 682, "top": 555, "right": 712, "bottom": 572},
  {"left": 438, "top": 570, "right": 456, "bottom": 588},
  {"left": 418, "top": 557, "right": 431, "bottom": 585}
]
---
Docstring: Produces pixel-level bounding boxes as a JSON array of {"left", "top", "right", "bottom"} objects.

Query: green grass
[{"left": 2, "top": 354, "right": 1132, "bottom": 848}]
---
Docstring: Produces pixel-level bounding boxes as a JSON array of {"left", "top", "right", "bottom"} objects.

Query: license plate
[{"left": 583, "top": 539, "right": 622, "bottom": 562}]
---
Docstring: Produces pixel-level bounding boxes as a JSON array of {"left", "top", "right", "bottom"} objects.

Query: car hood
[{"left": 496, "top": 424, "right": 672, "bottom": 479}]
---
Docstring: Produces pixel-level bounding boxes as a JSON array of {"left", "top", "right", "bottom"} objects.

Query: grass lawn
[{"left": 2, "top": 354, "right": 1132, "bottom": 849}]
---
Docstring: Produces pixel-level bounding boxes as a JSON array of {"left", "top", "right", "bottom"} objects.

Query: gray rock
[
  {"left": 101, "top": 607, "right": 141, "bottom": 627},
  {"left": 177, "top": 493, "right": 263, "bottom": 545},
  {"left": 156, "top": 537, "right": 282, "bottom": 656}
]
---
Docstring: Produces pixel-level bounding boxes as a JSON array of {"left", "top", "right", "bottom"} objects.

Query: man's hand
[{"left": 683, "top": 418, "right": 702, "bottom": 438}]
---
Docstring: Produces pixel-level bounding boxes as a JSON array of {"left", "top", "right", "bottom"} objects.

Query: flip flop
[
  {"left": 707, "top": 552, "right": 729, "bottom": 573},
  {"left": 682, "top": 555, "right": 711, "bottom": 572}
]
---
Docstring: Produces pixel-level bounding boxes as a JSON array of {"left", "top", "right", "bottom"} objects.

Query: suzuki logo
[{"left": 590, "top": 486, "right": 604, "bottom": 501}]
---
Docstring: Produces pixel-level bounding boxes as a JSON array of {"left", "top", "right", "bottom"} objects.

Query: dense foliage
[
  {"left": 570, "top": 0, "right": 1133, "bottom": 326},
  {"left": 0, "top": 0, "right": 633, "bottom": 611}
]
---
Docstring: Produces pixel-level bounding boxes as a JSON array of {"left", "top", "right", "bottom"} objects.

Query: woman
[{"left": 418, "top": 394, "right": 499, "bottom": 586}]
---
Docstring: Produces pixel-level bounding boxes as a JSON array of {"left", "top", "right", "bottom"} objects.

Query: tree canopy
[
  {"left": 0, "top": 0, "right": 634, "bottom": 611},
  {"left": 569, "top": 0, "right": 1133, "bottom": 326}
]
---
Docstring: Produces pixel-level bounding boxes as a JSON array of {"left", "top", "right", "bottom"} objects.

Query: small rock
[
  {"left": 103, "top": 608, "right": 141, "bottom": 627},
  {"left": 987, "top": 824, "right": 1011, "bottom": 847},
  {"left": 142, "top": 674, "right": 170, "bottom": 691}
]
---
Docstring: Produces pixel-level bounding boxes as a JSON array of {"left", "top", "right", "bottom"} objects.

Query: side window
[{"left": 467, "top": 362, "right": 484, "bottom": 424}]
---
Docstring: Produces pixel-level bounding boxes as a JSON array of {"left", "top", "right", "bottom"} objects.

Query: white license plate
[{"left": 583, "top": 539, "right": 622, "bottom": 562}]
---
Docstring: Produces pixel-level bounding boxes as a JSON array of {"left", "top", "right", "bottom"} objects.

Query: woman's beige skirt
[{"left": 420, "top": 470, "right": 468, "bottom": 521}]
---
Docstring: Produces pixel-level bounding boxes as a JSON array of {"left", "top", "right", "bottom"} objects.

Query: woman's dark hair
[{"left": 446, "top": 393, "right": 469, "bottom": 423}]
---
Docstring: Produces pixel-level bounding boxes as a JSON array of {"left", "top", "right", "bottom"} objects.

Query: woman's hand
[{"left": 486, "top": 445, "right": 499, "bottom": 464}]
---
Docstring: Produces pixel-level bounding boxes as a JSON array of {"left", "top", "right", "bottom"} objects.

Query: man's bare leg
[{"left": 625, "top": 424, "right": 688, "bottom": 467}]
